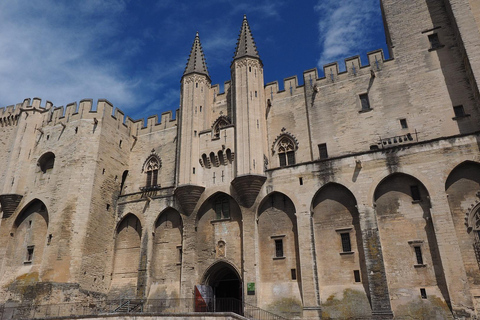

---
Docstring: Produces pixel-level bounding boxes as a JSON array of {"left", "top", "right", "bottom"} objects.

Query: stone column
[
  {"left": 241, "top": 204, "right": 258, "bottom": 306},
  {"left": 357, "top": 204, "right": 394, "bottom": 319},
  {"left": 298, "top": 210, "right": 321, "bottom": 319}
]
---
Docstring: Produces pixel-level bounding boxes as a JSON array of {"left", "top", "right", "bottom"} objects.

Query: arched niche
[
  {"left": 257, "top": 192, "right": 302, "bottom": 317},
  {"left": 374, "top": 173, "right": 450, "bottom": 316},
  {"left": 445, "top": 161, "right": 480, "bottom": 287},
  {"left": 311, "top": 183, "right": 371, "bottom": 317},
  {"left": 9, "top": 199, "right": 49, "bottom": 268},
  {"left": 196, "top": 193, "right": 242, "bottom": 278},
  {"left": 111, "top": 213, "right": 142, "bottom": 296},
  {"left": 37, "top": 152, "right": 55, "bottom": 173},
  {"left": 150, "top": 208, "right": 183, "bottom": 299}
]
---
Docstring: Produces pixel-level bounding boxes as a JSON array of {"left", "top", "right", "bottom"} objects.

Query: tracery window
[
  {"left": 145, "top": 158, "right": 159, "bottom": 188},
  {"left": 141, "top": 151, "right": 161, "bottom": 191},
  {"left": 212, "top": 116, "right": 231, "bottom": 139},
  {"left": 277, "top": 136, "right": 296, "bottom": 167}
]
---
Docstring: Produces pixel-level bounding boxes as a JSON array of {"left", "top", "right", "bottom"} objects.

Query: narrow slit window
[
  {"left": 420, "top": 288, "right": 427, "bottom": 299},
  {"left": 414, "top": 246, "right": 424, "bottom": 265},
  {"left": 275, "top": 239, "right": 284, "bottom": 258},
  {"left": 291, "top": 269, "right": 297, "bottom": 280},
  {"left": 177, "top": 246, "right": 183, "bottom": 264},
  {"left": 26, "top": 246, "right": 34, "bottom": 263},
  {"left": 354, "top": 270, "right": 361, "bottom": 282},
  {"left": 341, "top": 233, "right": 352, "bottom": 252}
]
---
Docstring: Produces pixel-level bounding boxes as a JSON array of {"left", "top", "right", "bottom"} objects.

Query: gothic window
[
  {"left": 211, "top": 116, "right": 231, "bottom": 139},
  {"left": 277, "top": 136, "right": 296, "bottom": 167},
  {"left": 142, "top": 151, "right": 161, "bottom": 191},
  {"left": 214, "top": 196, "right": 230, "bottom": 220}
]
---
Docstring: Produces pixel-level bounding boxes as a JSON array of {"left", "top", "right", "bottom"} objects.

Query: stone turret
[
  {"left": 230, "top": 15, "right": 267, "bottom": 206},
  {"left": 176, "top": 32, "right": 209, "bottom": 213}
]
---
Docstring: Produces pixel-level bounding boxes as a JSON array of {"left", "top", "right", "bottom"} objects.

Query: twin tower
[{"left": 176, "top": 16, "right": 268, "bottom": 207}]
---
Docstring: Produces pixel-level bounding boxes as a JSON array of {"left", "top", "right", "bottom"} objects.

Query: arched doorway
[{"left": 200, "top": 261, "right": 242, "bottom": 313}]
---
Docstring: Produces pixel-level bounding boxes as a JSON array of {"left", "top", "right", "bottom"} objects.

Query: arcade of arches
[{"left": 2, "top": 162, "right": 480, "bottom": 319}]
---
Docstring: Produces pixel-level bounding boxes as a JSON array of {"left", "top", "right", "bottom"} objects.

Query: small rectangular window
[
  {"left": 400, "top": 118, "right": 408, "bottom": 129},
  {"left": 318, "top": 143, "right": 328, "bottom": 159},
  {"left": 354, "top": 270, "right": 361, "bottom": 282},
  {"left": 26, "top": 246, "right": 34, "bottom": 262},
  {"left": 341, "top": 233, "right": 352, "bottom": 252},
  {"left": 299, "top": 177, "right": 303, "bottom": 185},
  {"left": 410, "top": 185, "right": 421, "bottom": 201},
  {"left": 359, "top": 94, "right": 371, "bottom": 111},
  {"left": 420, "top": 288, "right": 427, "bottom": 299},
  {"left": 428, "top": 33, "right": 441, "bottom": 49},
  {"left": 275, "top": 239, "right": 284, "bottom": 258},
  {"left": 453, "top": 105, "right": 465, "bottom": 118},
  {"left": 291, "top": 269, "right": 297, "bottom": 280},
  {"left": 414, "top": 246, "right": 424, "bottom": 265}
]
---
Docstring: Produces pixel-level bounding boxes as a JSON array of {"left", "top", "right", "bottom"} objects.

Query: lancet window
[{"left": 142, "top": 151, "right": 161, "bottom": 191}]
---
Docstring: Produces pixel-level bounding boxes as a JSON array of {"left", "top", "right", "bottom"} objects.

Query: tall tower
[
  {"left": 177, "top": 32, "right": 210, "bottom": 186},
  {"left": 231, "top": 15, "right": 267, "bottom": 177}
]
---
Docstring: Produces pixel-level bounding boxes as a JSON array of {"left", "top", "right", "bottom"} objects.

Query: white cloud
[
  {"left": 0, "top": 1, "right": 142, "bottom": 114},
  {"left": 315, "top": 0, "right": 379, "bottom": 69}
]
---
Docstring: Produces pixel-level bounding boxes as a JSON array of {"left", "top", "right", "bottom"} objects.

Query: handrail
[{"left": 0, "top": 298, "right": 288, "bottom": 320}]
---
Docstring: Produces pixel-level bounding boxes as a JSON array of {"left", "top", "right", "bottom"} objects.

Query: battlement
[
  {"left": 265, "top": 49, "right": 388, "bottom": 99},
  {"left": 1, "top": 98, "right": 178, "bottom": 135}
]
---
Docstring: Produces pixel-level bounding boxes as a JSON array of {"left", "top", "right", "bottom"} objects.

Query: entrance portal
[{"left": 202, "top": 261, "right": 242, "bottom": 314}]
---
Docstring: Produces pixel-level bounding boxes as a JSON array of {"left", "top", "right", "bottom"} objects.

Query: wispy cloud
[{"left": 315, "top": 0, "right": 379, "bottom": 68}]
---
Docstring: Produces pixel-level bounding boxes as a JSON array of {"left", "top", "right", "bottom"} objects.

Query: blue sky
[{"left": 0, "top": 0, "right": 388, "bottom": 121}]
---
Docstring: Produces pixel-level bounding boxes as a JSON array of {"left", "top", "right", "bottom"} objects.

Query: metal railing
[{"left": 0, "top": 298, "right": 288, "bottom": 320}]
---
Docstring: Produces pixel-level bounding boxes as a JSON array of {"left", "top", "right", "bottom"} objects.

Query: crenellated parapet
[
  {"left": 1, "top": 97, "right": 178, "bottom": 136},
  {"left": 266, "top": 49, "right": 389, "bottom": 101}
]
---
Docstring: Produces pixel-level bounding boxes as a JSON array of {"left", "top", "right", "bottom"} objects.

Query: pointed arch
[
  {"left": 257, "top": 192, "right": 301, "bottom": 310},
  {"left": 211, "top": 115, "right": 232, "bottom": 139},
  {"left": 445, "top": 161, "right": 480, "bottom": 292},
  {"left": 271, "top": 132, "right": 298, "bottom": 167},
  {"left": 8, "top": 199, "right": 49, "bottom": 267},
  {"left": 151, "top": 208, "right": 183, "bottom": 298},
  {"left": 195, "top": 192, "right": 242, "bottom": 281},
  {"left": 311, "top": 183, "right": 371, "bottom": 316},
  {"left": 374, "top": 173, "right": 450, "bottom": 311},
  {"left": 142, "top": 150, "right": 162, "bottom": 190},
  {"left": 111, "top": 213, "right": 142, "bottom": 296}
]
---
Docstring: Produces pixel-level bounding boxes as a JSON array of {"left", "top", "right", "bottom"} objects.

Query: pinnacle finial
[
  {"left": 233, "top": 15, "right": 261, "bottom": 62},
  {"left": 183, "top": 31, "right": 210, "bottom": 81}
]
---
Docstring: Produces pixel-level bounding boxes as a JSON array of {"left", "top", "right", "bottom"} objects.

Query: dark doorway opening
[{"left": 203, "top": 262, "right": 242, "bottom": 314}]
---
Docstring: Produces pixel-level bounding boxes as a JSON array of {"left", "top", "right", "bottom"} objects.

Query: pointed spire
[
  {"left": 183, "top": 32, "right": 210, "bottom": 80},
  {"left": 233, "top": 15, "right": 261, "bottom": 62}
]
